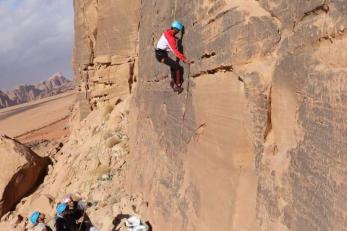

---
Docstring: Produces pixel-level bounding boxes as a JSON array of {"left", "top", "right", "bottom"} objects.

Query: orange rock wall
[{"left": 74, "top": 0, "right": 347, "bottom": 230}]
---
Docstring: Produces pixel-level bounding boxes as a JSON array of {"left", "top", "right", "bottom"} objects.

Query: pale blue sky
[{"left": 0, "top": 0, "right": 73, "bottom": 90}]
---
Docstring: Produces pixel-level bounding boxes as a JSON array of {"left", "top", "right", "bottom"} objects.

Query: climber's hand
[{"left": 184, "top": 59, "right": 194, "bottom": 64}]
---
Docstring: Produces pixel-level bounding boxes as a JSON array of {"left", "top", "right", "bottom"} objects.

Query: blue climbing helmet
[
  {"left": 56, "top": 203, "right": 67, "bottom": 215},
  {"left": 30, "top": 211, "right": 40, "bottom": 225},
  {"left": 171, "top": 20, "right": 184, "bottom": 31}
]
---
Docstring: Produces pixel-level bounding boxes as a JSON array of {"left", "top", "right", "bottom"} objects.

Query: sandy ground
[{"left": 0, "top": 91, "right": 76, "bottom": 142}]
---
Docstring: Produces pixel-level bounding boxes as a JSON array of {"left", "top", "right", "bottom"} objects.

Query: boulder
[{"left": 0, "top": 136, "right": 50, "bottom": 217}]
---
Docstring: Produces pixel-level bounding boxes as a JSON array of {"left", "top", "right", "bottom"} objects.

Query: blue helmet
[
  {"left": 56, "top": 203, "right": 67, "bottom": 215},
  {"left": 30, "top": 211, "right": 40, "bottom": 225},
  {"left": 171, "top": 20, "right": 184, "bottom": 31}
]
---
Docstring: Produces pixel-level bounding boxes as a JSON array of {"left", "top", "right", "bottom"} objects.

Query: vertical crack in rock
[
  {"left": 264, "top": 86, "right": 272, "bottom": 141},
  {"left": 128, "top": 60, "right": 135, "bottom": 94},
  {"left": 182, "top": 64, "right": 191, "bottom": 123},
  {"left": 79, "top": 0, "right": 98, "bottom": 109},
  {"left": 81, "top": 2, "right": 97, "bottom": 64}
]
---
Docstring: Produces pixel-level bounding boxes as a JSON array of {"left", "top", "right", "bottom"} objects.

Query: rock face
[
  {"left": 0, "top": 100, "right": 137, "bottom": 231},
  {"left": 73, "top": 0, "right": 139, "bottom": 118},
  {"left": 0, "top": 136, "right": 50, "bottom": 217},
  {"left": 73, "top": 0, "right": 347, "bottom": 230},
  {"left": 0, "top": 73, "right": 74, "bottom": 109}
]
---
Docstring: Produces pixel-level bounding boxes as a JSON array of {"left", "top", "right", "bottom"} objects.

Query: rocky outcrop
[
  {"left": 0, "top": 73, "right": 74, "bottom": 109},
  {"left": 73, "top": 0, "right": 139, "bottom": 118},
  {"left": 0, "top": 100, "right": 137, "bottom": 231},
  {"left": 0, "top": 136, "right": 50, "bottom": 217},
  {"left": 73, "top": 0, "right": 347, "bottom": 230}
]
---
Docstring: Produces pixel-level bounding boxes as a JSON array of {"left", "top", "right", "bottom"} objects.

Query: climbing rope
[
  {"left": 78, "top": 209, "right": 87, "bottom": 231},
  {"left": 173, "top": 0, "right": 178, "bottom": 19},
  {"left": 182, "top": 63, "right": 191, "bottom": 122}
]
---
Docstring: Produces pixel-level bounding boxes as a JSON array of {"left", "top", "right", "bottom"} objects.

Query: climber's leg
[
  {"left": 155, "top": 49, "right": 183, "bottom": 91},
  {"left": 162, "top": 57, "right": 182, "bottom": 87},
  {"left": 155, "top": 49, "right": 167, "bottom": 63}
]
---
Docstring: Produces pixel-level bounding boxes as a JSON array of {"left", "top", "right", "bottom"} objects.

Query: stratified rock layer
[
  {"left": 73, "top": 0, "right": 139, "bottom": 118},
  {"left": 0, "top": 136, "right": 49, "bottom": 217},
  {"left": 73, "top": 0, "right": 347, "bottom": 230}
]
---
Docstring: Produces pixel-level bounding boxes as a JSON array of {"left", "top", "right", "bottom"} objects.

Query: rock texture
[
  {"left": 0, "top": 73, "right": 74, "bottom": 109},
  {"left": 0, "top": 136, "right": 50, "bottom": 217},
  {"left": 73, "top": 0, "right": 139, "bottom": 118},
  {"left": 0, "top": 0, "right": 345, "bottom": 230},
  {"left": 0, "top": 99, "right": 145, "bottom": 231},
  {"left": 69, "top": 0, "right": 347, "bottom": 230}
]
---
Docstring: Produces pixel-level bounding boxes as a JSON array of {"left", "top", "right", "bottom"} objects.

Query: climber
[
  {"left": 29, "top": 211, "right": 52, "bottom": 231},
  {"left": 125, "top": 216, "right": 148, "bottom": 231},
  {"left": 155, "top": 20, "right": 192, "bottom": 92}
]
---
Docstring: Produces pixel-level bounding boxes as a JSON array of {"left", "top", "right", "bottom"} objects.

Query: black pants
[{"left": 155, "top": 49, "right": 183, "bottom": 86}]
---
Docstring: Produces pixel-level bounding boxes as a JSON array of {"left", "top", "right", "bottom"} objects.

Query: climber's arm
[{"left": 164, "top": 32, "right": 188, "bottom": 62}]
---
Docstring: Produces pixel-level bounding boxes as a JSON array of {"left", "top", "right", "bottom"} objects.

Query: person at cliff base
[
  {"left": 62, "top": 194, "right": 86, "bottom": 222},
  {"left": 125, "top": 216, "right": 148, "bottom": 231},
  {"left": 155, "top": 20, "right": 192, "bottom": 92},
  {"left": 55, "top": 203, "right": 70, "bottom": 231},
  {"left": 61, "top": 194, "right": 96, "bottom": 231},
  {"left": 29, "top": 211, "right": 52, "bottom": 231}
]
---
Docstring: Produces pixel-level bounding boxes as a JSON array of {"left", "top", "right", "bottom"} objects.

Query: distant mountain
[
  {"left": 0, "top": 91, "right": 13, "bottom": 108},
  {"left": 0, "top": 73, "right": 74, "bottom": 109}
]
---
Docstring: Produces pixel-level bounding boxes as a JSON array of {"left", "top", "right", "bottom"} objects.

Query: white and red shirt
[{"left": 156, "top": 29, "right": 187, "bottom": 61}]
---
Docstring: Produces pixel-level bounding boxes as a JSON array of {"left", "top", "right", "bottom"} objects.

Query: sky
[{"left": 0, "top": 0, "right": 73, "bottom": 90}]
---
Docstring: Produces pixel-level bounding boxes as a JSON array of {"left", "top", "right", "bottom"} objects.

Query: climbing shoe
[{"left": 173, "top": 85, "right": 184, "bottom": 94}]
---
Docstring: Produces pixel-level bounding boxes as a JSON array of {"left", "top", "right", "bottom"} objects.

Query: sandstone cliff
[
  {"left": 0, "top": 73, "right": 74, "bottom": 109},
  {"left": 75, "top": 0, "right": 347, "bottom": 230},
  {"left": 73, "top": 0, "right": 139, "bottom": 119}
]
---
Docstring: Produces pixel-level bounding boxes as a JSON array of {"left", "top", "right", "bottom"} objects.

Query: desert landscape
[
  {"left": 0, "top": 73, "right": 74, "bottom": 109},
  {"left": 0, "top": 0, "right": 346, "bottom": 231},
  {"left": 0, "top": 92, "right": 75, "bottom": 142}
]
